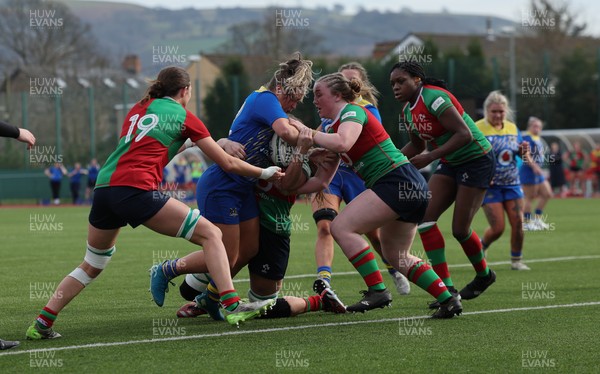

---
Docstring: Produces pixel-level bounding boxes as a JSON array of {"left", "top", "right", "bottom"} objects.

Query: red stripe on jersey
[
  {"left": 105, "top": 99, "right": 210, "bottom": 190},
  {"left": 331, "top": 105, "right": 389, "bottom": 163}
]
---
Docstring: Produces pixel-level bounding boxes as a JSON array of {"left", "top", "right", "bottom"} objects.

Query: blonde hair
[
  {"left": 527, "top": 116, "right": 544, "bottom": 129},
  {"left": 267, "top": 52, "right": 315, "bottom": 101},
  {"left": 338, "top": 62, "right": 379, "bottom": 107},
  {"left": 316, "top": 72, "right": 362, "bottom": 103},
  {"left": 483, "top": 90, "right": 514, "bottom": 122}
]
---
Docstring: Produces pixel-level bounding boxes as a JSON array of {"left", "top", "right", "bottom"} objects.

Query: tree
[
  {"left": 524, "top": 0, "right": 587, "bottom": 38},
  {"left": 553, "top": 48, "right": 597, "bottom": 128},
  {"left": 0, "top": 0, "right": 108, "bottom": 74},
  {"left": 222, "top": 8, "right": 325, "bottom": 59}
]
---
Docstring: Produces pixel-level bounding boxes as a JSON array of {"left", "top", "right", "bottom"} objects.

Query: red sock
[
  {"left": 419, "top": 223, "right": 453, "bottom": 287},
  {"left": 36, "top": 306, "right": 58, "bottom": 329},
  {"left": 303, "top": 295, "right": 322, "bottom": 312},
  {"left": 219, "top": 290, "right": 241, "bottom": 311},
  {"left": 459, "top": 229, "right": 489, "bottom": 277}
]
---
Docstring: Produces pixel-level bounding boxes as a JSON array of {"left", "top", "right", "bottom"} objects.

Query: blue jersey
[
  {"left": 70, "top": 169, "right": 84, "bottom": 183},
  {"left": 88, "top": 165, "right": 99, "bottom": 180},
  {"left": 519, "top": 131, "right": 546, "bottom": 184},
  {"left": 521, "top": 131, "right": 545, "bottom": 168},
  {"left": 173, "top": 163, "right": 187, "bottom": 184},
  {"left": 202, "top": 86, "right": 287, "bottom": 190},
  {"left": 476, "top": 119, "right": 522, "bottom": 186},
  {"left": 48, "top": 166, "right": 63, "bottom": 182}
]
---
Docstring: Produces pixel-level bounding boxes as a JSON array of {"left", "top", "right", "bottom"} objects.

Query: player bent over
[{"left": 166, "top": 135, "right": 346, "bottom": 321}]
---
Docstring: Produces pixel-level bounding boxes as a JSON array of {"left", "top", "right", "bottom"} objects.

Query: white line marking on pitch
[
  {"left": 2, "top": 301, "right": 598, "bottom": 357},
  {"left": 236, "top": 254, "right": 600, "bottom": 282}
]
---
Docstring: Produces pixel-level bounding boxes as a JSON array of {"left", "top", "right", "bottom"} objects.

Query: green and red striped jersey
[
  {"left": 96, "top": 98, "right": 210, "bottom": 190},
  {"left": 325, "top": 103, "right": 408, "bottom": 187},
  {"left": 402, "top": 85, "right": 491, "bottom": 165}
]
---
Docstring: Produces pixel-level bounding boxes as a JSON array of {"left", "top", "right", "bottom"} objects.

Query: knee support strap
[
  {"left": 84, "top": 242, "right": 115, "bottom": 269},
  {"left": 179, "top": 274, "right": 211, "bottom": 301},
  {"left": 417, "top": 221, "right": 437, "bottom": 231},
  {"left": 68, "top": 267, "right": 93, "bottom": 287},
  {"left": 177, "top": 209, "right": 201, "bottom": 240},
  {"left": 248, "top": 288, "right": 278, "bottom": 302},
  {"left": 313, "top": 208, "right": 337, "bottom": 224}
]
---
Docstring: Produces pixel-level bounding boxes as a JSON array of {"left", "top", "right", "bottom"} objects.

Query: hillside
[{"left": 57, "top": 1, "right": 516, "bottom": 71}]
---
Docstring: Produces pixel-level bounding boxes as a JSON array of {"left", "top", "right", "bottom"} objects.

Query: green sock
[{"left": 350, "top": 247, "right": 386, "bottom": 291}]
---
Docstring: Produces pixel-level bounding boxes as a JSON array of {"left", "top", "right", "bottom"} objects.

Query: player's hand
[
  {"left": 259, "top": 166, "right": 284, "bottom": 181},
  {"left": 297, "top": 127, "right": 313, "bottom": 153},
  {"left": 18, "top": 128, "right": 36, "bottom": 149},
  {"left": 288, "top": 117, "right": 306, "bottom": 131},
  {"left": 409, "top": 153, "right": 434, "bottom": 170},
  {"left": 308, "top": 148, "right": 338, "bottom": 165},
  {"left": 222, "top": 139, "right": 246, "bottom": 159},
  {"left": 518, "top": 141, "right": 530, "bottom": 157}
]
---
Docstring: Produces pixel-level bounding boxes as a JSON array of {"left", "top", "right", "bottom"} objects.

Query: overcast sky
[{"left": 91, "top": 0, "right": 600, "bottom": 36}]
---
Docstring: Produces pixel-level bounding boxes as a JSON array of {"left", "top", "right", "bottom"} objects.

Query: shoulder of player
[
  {"left": 422, "top": 85, "right": 452, "bottom": 99},
  {"left": 503, "top": 121, "right": 519, "bottom": 134},
  {"left": 421, "top": 86, "right": 453, "bottom": 111},
  {"left": 340, "top": 104, "right": 366, "bottom": 122}
]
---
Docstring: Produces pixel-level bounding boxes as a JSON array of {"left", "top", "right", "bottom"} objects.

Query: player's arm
[
  {"left": 0, "top": 120, "right": 35, "bottom": 148},
  {"left": 429, "top": 107, "right": 472, "bottom": 159},
  {"left": 312, "top": 120, "right": 362, "bottom": 153},
  {"left": 0, "top": 120, "right": 19, "bottom": 138},
  {"left": 278, "top": 127, "right": 313, "bottom": 191},
  {"left": 410, "top": 107, "right": 472, "bottom": 169},
  {"left": 272, "top": 118, "right": 300, "bottom": 146},
  {"left": 216, "top": 138, "right": 246, "bottom": 159},
  {"left": 294, "top": 151, "right": 340, "bottom": 194},
  {"left": 195, "top": 136, "right": 283, "bottom": 181},
  {"left": 401, "top": 131, "right": 426, "bottom": 159}
]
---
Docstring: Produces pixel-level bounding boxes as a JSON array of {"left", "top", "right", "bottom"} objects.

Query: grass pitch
[{"left": 0, "top": 198, "right": 599, "bottom": 373}]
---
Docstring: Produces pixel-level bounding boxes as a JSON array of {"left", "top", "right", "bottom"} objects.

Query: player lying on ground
[{"left": 159, "top": 132, "right": 347, "bottom": 321}]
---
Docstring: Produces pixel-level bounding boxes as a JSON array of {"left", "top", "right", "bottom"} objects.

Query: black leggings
[{"left": 50, "top": 181, "right": 61, "bottom": 199}]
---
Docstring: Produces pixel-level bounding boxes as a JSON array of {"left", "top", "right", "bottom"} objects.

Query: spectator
[
  {"left": 548, "top": 142, "right": 567, "bottom": 198},
  {"left": 85, "top": 159, "right": 100, "bottom": 203},
  {"left": 68, "top": 162, "right": 87, "bottom": 204},
  {"left": 45, "top": 162, "right": 67, "bottom": 205},
  {"left": 567, "top": 141, "right": 587, "bottom": 196},
  {"left": 589, "top": 144, "right": 600, "bottom": 197}
]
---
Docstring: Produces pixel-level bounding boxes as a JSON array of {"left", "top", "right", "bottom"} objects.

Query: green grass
[{"left": 0, "top": 199, "right": 599, "bottom": 373}]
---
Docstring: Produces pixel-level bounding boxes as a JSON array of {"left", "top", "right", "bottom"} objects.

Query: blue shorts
[
  {"left": 89, "top": 186, "right": 169, "bottom": 229},
  {"left": 196, "top": 172, "right": 258, "bottom": 225},
  {"left": 483, "top": 185, "right": 524, "bottom": 204},
  {"left": 371, "top": 163, "right": 429, "bottom": 224},
  {"left": 248, "top": 225, "right": 290, "bottom": 281},
  {"left": 435, "top": 151, "right": 496, "bottom": 189},
  {"left": 520, "top": 166, "right": 545, "bottom": 185},
  {"left": 327, "top": 165, "right": 366, "bottom": 203}
]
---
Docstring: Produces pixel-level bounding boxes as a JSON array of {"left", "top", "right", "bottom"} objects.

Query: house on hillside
[{"left": 373, "top": 30, "right": 600, "bottom": 69}]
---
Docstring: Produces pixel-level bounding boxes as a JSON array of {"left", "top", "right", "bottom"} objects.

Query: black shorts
[
  {"left": 88, "top": 186, "right": 170, "bottom": 230},
  {"left": 248, "top": 225, "right": 290, "bottom": 281},
  {"left": 371, "top": 163, "right": 429, "bottom": 224},
  {"left": 87, "top": 179, "right": 97, "bottom": 188},
  {"left": 434, "top": 151, "right": 496, "bottom": 189}
]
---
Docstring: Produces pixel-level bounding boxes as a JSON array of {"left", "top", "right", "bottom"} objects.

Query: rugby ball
[{"left": 270, "top": 133, "right": 295, "bottom": 167}]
